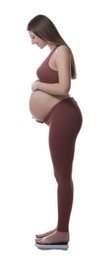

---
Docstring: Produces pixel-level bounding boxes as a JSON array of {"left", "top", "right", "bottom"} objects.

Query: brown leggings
[{"left": 44, "top": 97, "right": 82, "bottom": 232}]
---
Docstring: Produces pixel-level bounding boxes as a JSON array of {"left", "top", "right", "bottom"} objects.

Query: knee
[{"left": 54, "top": 171, "right": 71, "bottom": 186}]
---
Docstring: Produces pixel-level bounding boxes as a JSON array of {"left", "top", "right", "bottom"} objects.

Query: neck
[{"left": 48, "top": 44, "right": 56, "bottom": 50}]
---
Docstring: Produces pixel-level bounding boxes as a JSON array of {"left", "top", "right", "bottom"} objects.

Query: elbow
[
  {"left": 62, "top": 86, "right": 70, "bottom": 95},
  {"left": 59, "top": 81, "right": 71, "bottom": 95},
  {"left": 63, "top": 90, "right": 70, "bottom": 95}
]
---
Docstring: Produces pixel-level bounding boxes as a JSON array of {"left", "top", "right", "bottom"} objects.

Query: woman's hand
[{"left": 31, "top": 80, "right": 39, "bottom": 91}]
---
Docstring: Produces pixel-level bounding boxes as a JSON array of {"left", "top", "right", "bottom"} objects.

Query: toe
[{"left": 35, "top": 238, "right": 42, "bottom": 244}]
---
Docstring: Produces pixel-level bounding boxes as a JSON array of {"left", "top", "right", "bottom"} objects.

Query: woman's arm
[{"left": 32, "top": 45, "right": 71, "bottom": 95}]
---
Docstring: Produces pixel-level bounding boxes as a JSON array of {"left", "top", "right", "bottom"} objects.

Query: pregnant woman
[{"left": 27, "top": 14, "right": 82, "bottom": 250}]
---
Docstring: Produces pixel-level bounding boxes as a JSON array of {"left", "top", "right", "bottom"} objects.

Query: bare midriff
[{"left": 29, "top": 90, "right": 70, "bottom": 122}]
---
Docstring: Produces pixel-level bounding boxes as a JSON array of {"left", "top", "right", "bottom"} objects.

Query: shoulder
[
  {"left": 56, "top": 45, "right": 70, "bottom": 53},
  {"left": 55, "top": 45, "right": 71, "bottom": 63},
  {"left": 55, "top": 45, "right": 71, "bottom": 59}
]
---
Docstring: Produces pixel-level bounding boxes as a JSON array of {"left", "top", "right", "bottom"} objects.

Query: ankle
[
  {"left": 56, "top": 229, "right": 69, "bottom": 235},
  {"left": 56, "top": 230, "right": 69, "bottom": 242}
]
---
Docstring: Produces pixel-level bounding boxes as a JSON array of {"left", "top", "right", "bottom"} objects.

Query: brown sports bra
[{"left": 37, "top": 46, "right": 59, "bottom": 84}]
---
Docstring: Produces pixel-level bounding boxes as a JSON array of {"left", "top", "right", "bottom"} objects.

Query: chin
[{"left": 41, "top": 43, "right": 47, "bottom": 49}]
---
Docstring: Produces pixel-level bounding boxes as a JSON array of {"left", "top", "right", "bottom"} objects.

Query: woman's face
[{"left": 28, "top": 31, "right": 47, "bottom": 49}]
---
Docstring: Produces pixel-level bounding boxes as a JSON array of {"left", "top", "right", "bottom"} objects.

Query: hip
[{"left": 43, "top": 97, "right": 83, "bottom": 127}]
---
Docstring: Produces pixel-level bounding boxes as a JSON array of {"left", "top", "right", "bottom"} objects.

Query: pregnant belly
[{"left": 29, "top": 90, "right": 69, "bottom": 122}]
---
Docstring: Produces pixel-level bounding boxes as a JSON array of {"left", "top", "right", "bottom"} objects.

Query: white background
[{"left": 0, "top": 0, "right": 107, "bottom": 259}]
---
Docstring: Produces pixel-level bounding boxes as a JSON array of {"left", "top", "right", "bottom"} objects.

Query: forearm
[{"left": 37, "top": 81, "right": 69, "bottom": 96}]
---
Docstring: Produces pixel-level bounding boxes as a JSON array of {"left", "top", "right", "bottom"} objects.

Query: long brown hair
[{"left": 27, "top": 14, "right": 77, "bottom": 79}]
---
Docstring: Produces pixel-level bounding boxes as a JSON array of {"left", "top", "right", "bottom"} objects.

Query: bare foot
[
  {"left": 35, "top": 228, "right": 56, "bottom": 238},
  {"left": 35, "top": 230, "right": 69, "bottom": 244}
]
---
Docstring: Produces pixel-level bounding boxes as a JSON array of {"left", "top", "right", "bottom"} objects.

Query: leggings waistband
[{"left": 43, "top": 97, "right": 78, "bottom": 125}]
